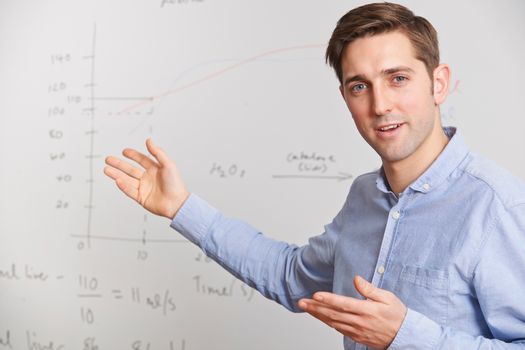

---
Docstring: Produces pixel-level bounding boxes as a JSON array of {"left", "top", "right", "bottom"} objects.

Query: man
[{"left": 104, "top": 2, "right": 525, "bottom": 349}]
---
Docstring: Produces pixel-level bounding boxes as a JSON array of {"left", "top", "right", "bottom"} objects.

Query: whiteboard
[{"left": 1, "top": 0, "right": 524, "bottom": 349}]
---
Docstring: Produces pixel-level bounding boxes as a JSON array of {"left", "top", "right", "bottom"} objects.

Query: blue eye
[
  {"left": 393, "top": 76, "right": 407, "bottom": 83},
  {"left": 351, "top": 83, "right": 367, "bottom": 93}
]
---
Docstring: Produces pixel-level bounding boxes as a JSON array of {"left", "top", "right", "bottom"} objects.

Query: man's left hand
[{"left": 298, "top": 275, "right": 407, "bottom": 350}]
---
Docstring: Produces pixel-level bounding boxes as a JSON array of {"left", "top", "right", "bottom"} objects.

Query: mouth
[{"left": 377, "top": 123, "right": 404, "bottom": 133}]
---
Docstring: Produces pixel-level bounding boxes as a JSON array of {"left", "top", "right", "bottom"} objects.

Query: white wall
[{"left": 0, "top": 0, "right": 524, "bottom": 349}]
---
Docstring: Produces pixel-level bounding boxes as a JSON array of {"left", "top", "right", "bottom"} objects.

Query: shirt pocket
[{"left": 394, "top": 265, "right": 449, "bottom": 325}]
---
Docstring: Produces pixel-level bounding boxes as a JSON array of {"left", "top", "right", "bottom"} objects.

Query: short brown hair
[{"left": 326, "top": 2, "right": 440, "bottom": 84}]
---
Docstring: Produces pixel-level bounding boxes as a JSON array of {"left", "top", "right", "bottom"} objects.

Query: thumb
[
  {"left": 146, "top": 138, "right": 171, "bottom": 167},
  {"left": 354, "top": 275, "right": 382, "bottom": 302}
]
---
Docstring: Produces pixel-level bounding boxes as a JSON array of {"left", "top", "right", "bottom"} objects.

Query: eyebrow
[{"left": 343, "top": 66, "right": 415, "bottom": 86}]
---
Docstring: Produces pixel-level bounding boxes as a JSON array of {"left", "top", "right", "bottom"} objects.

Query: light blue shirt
[{"left": 171, "top": 128, "right": 525, "bottom": 349}]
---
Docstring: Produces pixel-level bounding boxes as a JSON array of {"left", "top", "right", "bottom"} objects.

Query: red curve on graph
[{"left": 116, "top": 44, "right": 325, "bottom": 115}]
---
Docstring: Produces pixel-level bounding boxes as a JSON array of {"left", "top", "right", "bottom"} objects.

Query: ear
[{"left": 432, "top": 63, "right": 450, "bottom": 105}]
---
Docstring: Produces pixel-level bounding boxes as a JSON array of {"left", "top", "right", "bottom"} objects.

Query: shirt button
[
  {"left": 423, "top": 183, "right": 431, "bottom": 191},
  {"left": 377, "top": 266, "right": 385, "bottom": 274},
  {"left": 392, "top": 211, "right": 400, "bottom": 220}
]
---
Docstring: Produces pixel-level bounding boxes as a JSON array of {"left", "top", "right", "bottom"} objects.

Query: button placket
[{"left": 372, "top": 204, "right": 404, "bottom": 287}]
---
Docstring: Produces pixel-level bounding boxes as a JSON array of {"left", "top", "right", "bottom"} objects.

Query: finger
[
  {"left": 354, "top": 275, "right": 385, "bottom": 302},
  {"left": 299, "top": 299, "right": 338, "bottom": 326},
  {"left": 312, "top": 292, "right": 367, "bottom": 315},
  {"left": 104, "top": 166, "right": 140, "bottom": 201},
  {"left": 146, "top": 139, "right": 171, "bottom": 167},
  {"left": 103, "top": 164, "right": 124, "bottom": 181},
  {"left": 328, "top": 321, "right": 360, "bottom": 338},
  {"left": 116, "top": 178, "right": 140, "bottom": 202},
  {"left": 299, "top": 298, "right": 361, "bottom": 330},
  {"left": 122, "top": 148, "right": 157, "bottom": 169},
  {"left": 105, "top": 156, "right": 144, "bottom": 180}
]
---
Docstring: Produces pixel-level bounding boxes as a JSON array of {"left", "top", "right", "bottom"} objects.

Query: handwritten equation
[{"left": 0, "top": 330, "right": 186, "bottom": 350}]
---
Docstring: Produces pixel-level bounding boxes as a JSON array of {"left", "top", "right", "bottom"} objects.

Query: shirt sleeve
[
  {"left": 170, "top": 193, "right": 344, "bottom": 312},
  {"left": 389, "top": 203, "right": 525, "bottom": 349},
  {"left": 388, "top": 308, "right": 525, "bottom": 350}
]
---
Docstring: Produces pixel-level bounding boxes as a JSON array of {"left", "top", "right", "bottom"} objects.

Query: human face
[{"left": 339, "top": 31, "right": 447, "bottom": 167}]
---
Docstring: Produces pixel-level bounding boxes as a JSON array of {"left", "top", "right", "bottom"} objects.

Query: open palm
[{"left": 104, "top": 139, "right": 189, "bottom": 219}]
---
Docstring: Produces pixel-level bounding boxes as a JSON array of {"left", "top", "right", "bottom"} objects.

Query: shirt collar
[{"left": 376, "top": 127, "right": 470, "bottom": 195}]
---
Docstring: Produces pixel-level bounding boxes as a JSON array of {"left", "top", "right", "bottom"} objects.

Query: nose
[{"left": 372, "top": 85, "right": 393, "bottom": 117}]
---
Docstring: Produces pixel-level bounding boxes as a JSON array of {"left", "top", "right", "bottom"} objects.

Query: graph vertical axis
[{"left": 86, "top": 23, "right": 97, "bottom": 249}]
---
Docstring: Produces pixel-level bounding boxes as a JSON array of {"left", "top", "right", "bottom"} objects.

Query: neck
[{"left": 383, "top": 122, "right": 449, "bottom": 196}]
